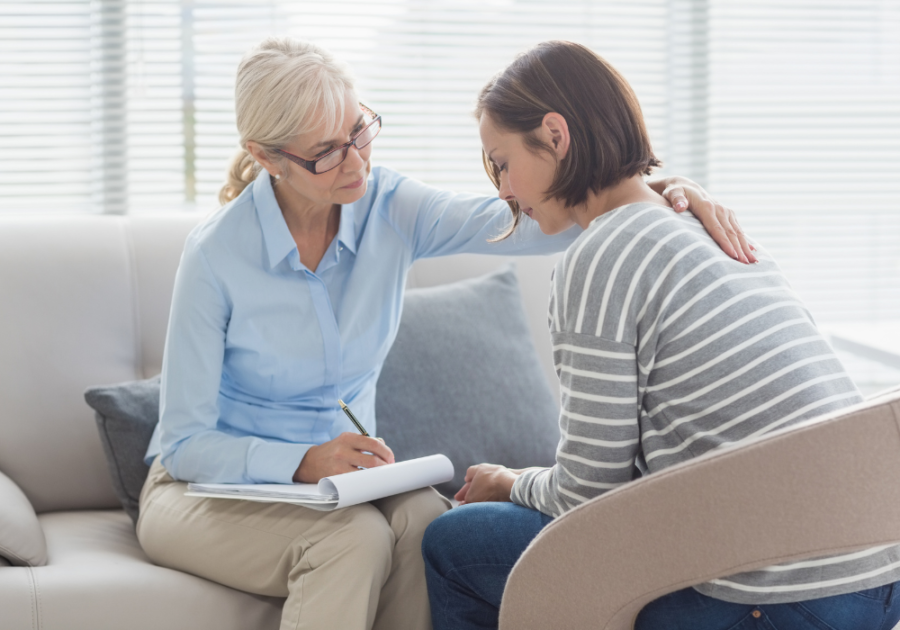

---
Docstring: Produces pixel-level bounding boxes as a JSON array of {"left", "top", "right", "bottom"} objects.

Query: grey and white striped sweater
[{"left": 510, "top": 202, "right": 900, "bottom": 604}]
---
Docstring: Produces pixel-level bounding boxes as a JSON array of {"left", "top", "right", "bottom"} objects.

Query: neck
[
  {"left": 273, "top": 178, "right": 341, "bottom": 273},
  {"left": 573, "top": 174, "right": 670, "bottom": 230},
  {"left": 274, "top": 179, "right": 338, "bottom": 237}
]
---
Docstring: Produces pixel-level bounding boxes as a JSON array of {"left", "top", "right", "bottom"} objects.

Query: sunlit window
[{"left": 1, "top": 0, "right": 898, "bottom": 393}]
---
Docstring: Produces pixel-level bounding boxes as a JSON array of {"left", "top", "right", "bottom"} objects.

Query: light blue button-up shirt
[{"left": 145, "top": 166, "right": 577, "bottom": 483}]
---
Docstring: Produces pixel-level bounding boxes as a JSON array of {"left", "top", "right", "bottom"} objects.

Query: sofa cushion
[
  {"left": 376, "top": 264, "right": 559, "bottom": 495},
  {"left": 84, "top": 376, "right": 161, "bottom": 525},
  {"left": 81, "top": 265, "right": 559, "bottom": 503},
  {"left": 0, "top": 470, "right": 48, "bottom": 566},
  {"left": 0, "top": 510, "right": 282, "bottom": 630}
]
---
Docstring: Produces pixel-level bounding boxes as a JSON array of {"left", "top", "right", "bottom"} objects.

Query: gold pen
[{"left": 338, "top": 399, "right": 370, "bottom": 437}]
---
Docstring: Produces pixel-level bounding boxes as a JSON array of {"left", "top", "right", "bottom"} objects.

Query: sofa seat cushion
[{"left": 0, "top": 510, "right": 282, "bottom": 630}]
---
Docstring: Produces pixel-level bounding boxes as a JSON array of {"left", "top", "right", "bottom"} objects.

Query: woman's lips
[{"left": 343, "top": 177, "right": 364, "bottom": 189}]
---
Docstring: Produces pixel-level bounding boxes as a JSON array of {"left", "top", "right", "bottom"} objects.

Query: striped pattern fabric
[{"left": 510, "top": 202, "right": 900, "bottom": 604}]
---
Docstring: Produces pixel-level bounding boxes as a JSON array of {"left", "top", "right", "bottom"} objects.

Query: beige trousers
[{"left": 136, "top": 458, "right": 451, "bottom": 630}]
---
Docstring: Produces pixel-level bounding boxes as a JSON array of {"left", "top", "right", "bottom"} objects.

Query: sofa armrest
[
  {"left": 0, "top": 470, "right": 47, "bottom": 566},
  {"left": 499, "top": 394, "right": 900, "bottom": 630}
]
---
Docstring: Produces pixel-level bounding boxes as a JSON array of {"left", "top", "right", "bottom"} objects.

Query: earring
[{"left": 274, "top": 174, "right": 281, "bottom": 180}]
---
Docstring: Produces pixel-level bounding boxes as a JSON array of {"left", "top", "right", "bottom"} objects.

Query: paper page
[
  {"left": 186, "top": 482, "right": 336, "bottom": 501},
  {"left": 184, "top": 491, "right": 339, "bottom": 511},
  {"left": 319, "top": 454, "right": 454, "bottom": 509}
]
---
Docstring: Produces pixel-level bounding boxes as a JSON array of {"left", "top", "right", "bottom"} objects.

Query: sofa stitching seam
[
  {"left": 26, "top": 566, "right": 39, "bottom": 630},
  {"left": 35, "top": 568, "right": 44, "bottom": 630}
]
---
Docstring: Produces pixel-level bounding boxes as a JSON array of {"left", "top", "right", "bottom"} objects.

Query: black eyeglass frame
[{"left": 274, "top": 103, "right": 381, "bottom": 175}]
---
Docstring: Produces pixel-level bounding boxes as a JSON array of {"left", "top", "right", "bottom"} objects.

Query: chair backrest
[{"left": 499, "top": 390, "right": 900, "bottom": 630}]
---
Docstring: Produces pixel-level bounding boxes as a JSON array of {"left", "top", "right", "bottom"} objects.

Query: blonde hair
[{"left": 218, "top": 37, "right": 356, "bottom": 205}]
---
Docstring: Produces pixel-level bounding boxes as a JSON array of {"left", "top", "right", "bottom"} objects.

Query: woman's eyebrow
[{"left": 310, "top": 115, "right": 366, "bottom": 150}]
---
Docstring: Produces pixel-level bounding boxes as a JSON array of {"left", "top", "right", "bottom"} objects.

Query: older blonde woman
[{"left": 135, "top": 37, "right": 752, "bottom": 630}]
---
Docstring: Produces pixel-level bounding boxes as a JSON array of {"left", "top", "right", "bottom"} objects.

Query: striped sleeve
[{"left": 511, "top": 333, "right": 640, "bottom": 517}]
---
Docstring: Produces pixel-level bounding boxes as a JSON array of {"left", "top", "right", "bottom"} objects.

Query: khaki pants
[{"left": 136, "top": 458, "right": 451, "bottom": 630}]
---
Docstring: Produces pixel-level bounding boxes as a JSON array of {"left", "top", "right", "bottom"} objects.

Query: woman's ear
[
  {"left": 246, "top": 140, "right": 281, "bottom": 178},
  {"left": 541, "top": 112, "right": 570, "bottom": 160}
]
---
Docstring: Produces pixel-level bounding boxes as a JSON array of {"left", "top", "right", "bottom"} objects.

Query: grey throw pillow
[
  {"left": 376, "top": 264, "right": 559, "bottom": 496},
  {"left": 83, "top": 375, "right": 160, "bottom": 525}
]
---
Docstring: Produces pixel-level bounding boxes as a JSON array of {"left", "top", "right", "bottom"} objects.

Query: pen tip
[{"left": 338, "top": 399, "right": 347, "bottom": 409}]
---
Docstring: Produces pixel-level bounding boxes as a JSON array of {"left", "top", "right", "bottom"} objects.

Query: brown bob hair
[{"left": 476, "top": 40, "right": 661, "bottom": 239}]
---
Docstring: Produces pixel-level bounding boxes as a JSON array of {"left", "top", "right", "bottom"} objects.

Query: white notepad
[{"left": 185, "top": 454, "right": 454, "bottom": 511}]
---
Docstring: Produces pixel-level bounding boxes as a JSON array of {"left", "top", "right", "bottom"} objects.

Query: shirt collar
[
  {"left": 252, "top": 171, "right": 358, "bottom": 269},
  {"left": 253, "top": 171, "right": 297, "bottom": 270}
]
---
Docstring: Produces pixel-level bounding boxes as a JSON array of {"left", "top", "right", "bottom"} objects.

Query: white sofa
[{"left": 0, "top": 214, "right": 560, "bottom": 630}]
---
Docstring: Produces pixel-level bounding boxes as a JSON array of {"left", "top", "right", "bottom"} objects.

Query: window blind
[
  {"left": 705, "top": 0, "right": 900, "bottom": 325},
  {"left": 1, "top": 0, "right": 897, "bottom": 335},
  {"left": 0, "top": 0, "right": 94, "bottom": 212}
]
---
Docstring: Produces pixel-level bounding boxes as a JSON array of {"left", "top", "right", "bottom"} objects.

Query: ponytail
[{"left": 219, "top": 147, "right": 262, "bottom": 205}]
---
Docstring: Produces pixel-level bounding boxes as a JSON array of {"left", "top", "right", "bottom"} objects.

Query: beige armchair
[{"left": 500, "top": 386, "right": 900, "bottom": 630}]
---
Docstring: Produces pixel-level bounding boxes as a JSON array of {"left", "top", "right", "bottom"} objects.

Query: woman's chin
[
  {"left": 335, "top": 180, "right": 368, "bottom": 204},
  {"left": 536, "top": 219, "right": 565, "bottom": 235}
]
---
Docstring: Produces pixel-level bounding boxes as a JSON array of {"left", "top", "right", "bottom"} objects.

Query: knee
[
  {"left": 334, "top": 505, "right": 395, "bottom": 568},
  {"left": 422, "top": 504, "right": 492, "bottom": 575},
  {"left": 390, "top": 488, "right": 451, "bottom": 541}
]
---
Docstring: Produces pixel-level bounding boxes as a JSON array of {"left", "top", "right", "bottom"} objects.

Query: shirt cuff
[
  {"left": 511, "top": 468, "right": 542, "bottom": 509},
  {"left": 246, "top": 440, "right": 313, "bottom": 484}
]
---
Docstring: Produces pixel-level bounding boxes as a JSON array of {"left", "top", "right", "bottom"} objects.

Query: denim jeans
[
  {"left": 636, "top": 584, "right": 900, "bottom": 630},
  {"left": 422, "top": 502, "right": 900, "bottom": 630}
]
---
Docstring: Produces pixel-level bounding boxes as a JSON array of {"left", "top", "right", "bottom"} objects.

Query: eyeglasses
[{"left": 275, "top": 103, "right": 382, "bottom": 175}]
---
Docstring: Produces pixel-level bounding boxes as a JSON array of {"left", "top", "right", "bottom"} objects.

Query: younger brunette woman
[{"left": 422, "top": 40, "right": 900, "bottom": 630}]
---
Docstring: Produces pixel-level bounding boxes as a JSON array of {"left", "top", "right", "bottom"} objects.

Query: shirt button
[
  {"left": 751, "top": 610, "right": 762, "bottom": 619},
  {"left": 339, "top": 246, "right": 344, "bottom": 251}
]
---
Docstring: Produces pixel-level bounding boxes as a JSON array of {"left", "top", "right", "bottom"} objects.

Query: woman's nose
[
  {"left": 498, "top": 177, "right": 514, "bottom": 202},
  {"left": 344, "top": 144, "right": 365, "bottom": 170}
]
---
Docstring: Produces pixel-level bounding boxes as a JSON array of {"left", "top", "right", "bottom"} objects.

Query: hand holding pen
[{"left": 292, "top": 400, "right": 394, "bottom": 483}]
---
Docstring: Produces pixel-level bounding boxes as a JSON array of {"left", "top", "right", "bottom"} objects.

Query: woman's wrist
[{"left": 293, "top": 445, "right": 319, "bottom": 483}]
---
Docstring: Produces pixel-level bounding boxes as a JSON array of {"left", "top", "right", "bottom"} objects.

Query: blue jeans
[{"left": 422, "top": 502, "right": 900, "bottom": 630}]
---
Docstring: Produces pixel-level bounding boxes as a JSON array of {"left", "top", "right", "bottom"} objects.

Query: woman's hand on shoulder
[
  {"left": 293, "top": 433, "right": 395, "bottom": 483},
  {"left": 649, "top": 175, "right": 757, "bottom": 264},
  {"left": 455, "top": 463, "right": 520, "bottom": 505}
]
